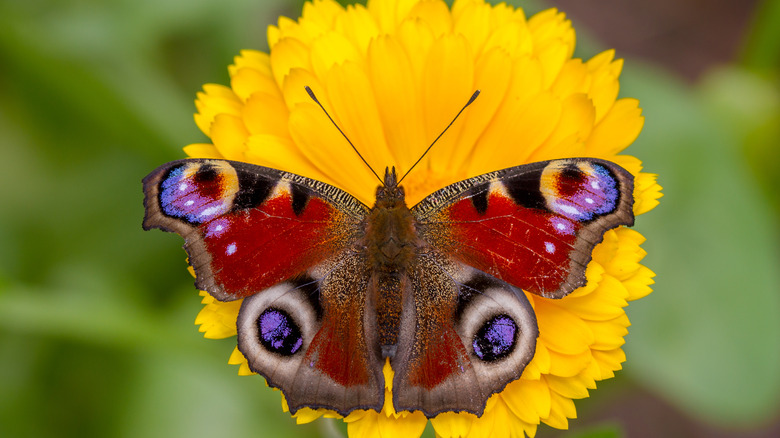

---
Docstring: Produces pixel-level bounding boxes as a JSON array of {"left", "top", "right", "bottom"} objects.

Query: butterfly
[{"left": 142, "top": 154, "right": 634, "bottom": 418}]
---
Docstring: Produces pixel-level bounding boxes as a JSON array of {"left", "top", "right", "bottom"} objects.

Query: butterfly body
[{"left": 143, "top": 157, "right": 634, "bottom": 418}]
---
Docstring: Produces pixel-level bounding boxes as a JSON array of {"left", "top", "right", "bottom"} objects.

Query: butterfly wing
[
  {"left": 389, "top": 158, "right": 634, "bottom": 416},
  {"left": 236, "top": 252, "right": 387, "bottom": 415},
  {"left": 412, "top": 158, "right": 635, "bottom": 299},
  {"left": 391, "top": 258, "right": 538, "bottom": 417},
  {"left": 143, "top": 159, "right": 385, "bottom": 414},
  {"left": 142, "top": 159, "right": 368, "bottom": 300}
]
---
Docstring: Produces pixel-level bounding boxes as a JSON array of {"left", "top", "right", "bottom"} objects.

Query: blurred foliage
[{"left": 0, "top": 0, "right": 779, "bottom": 437}]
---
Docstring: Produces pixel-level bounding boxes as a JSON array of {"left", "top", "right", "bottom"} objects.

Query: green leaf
[
  {"left": 742, "top": 0, "right": 780, "bottom": 70},
  {"left": 567, "top": 423, "right": 624, "bottom": 438}
]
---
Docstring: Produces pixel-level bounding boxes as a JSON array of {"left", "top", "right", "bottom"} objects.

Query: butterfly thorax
[{"left": 364, "top": 168, "right": 419, "bottom": 273}]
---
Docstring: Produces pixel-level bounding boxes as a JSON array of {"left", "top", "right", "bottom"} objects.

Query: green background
[{"left": 1, "top": 0, "right": 778, "bottom": 437}]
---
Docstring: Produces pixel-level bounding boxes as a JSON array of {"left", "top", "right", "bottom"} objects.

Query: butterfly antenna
[
  {"left": 304, "top": 86, "right": 383, "bottom": 185},
  {"left": 397, "top": 90, "right": 480, "bottom": 186}
]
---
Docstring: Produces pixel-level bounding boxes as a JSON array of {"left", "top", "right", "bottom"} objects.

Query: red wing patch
[
  {"left": 406, "top": 324, "right": 469, "bottom": 389},
  {"left": 413, "top": 159, "right": 634, "bottom": 298},
  {"left": 197, "top": 194, "right": 350, "bottom": 299},
  {"left": 440, "top": 192, "right": 581, "bottom": 295},
  {"left": 142, "top": 159, "right": 368, "bottom": 301}
]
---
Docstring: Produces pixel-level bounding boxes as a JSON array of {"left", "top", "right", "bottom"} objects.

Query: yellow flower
[{"left": 188, "top": 0, "right": 662, "bottom": 436}]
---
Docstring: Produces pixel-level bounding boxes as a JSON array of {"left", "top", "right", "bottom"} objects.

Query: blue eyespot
[
  {"left": 473, "top": 314, "right": 517, "bottom": 362},
  {"left": 257, "top": 308, "right": 303, "bottom": 356}
]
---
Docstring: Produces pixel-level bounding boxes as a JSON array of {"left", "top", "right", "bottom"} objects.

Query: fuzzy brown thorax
[{"left": 364, "top": 168, "right": 418, "bottom": 272}]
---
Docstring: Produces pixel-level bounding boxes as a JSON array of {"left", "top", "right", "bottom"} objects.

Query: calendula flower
[{"left": 188, "top": 0, "right": 662, "bottom": 436}]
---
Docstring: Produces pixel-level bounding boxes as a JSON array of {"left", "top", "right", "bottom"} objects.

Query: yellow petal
[
  {"left": 588, "top": 314, "right": 630, "bottom": 350},
  {"left": 396, "top": 15, "right": 435, "bottom": 89},
  {"left": 336, "top": 3, "right": 380, "bottom": 55},
  {"left": 567, "top": 261, "right": 604, "bottom": 299},
  {"left": 624, "top": 265, "right": 656, "bottom": 301},
  {"left": 408, "top": 0, "right": 453, "bottom": 38},
  {"left": 431, "top": 411, "right": 475, "bottom": 438},
  {"left": 228, "top": 347, "right": 255, "bottom": 376},
  {"left": 269, "top": 37, "right": 313, "bottom": 90},
  {"left": 288, "top": 103, "right": 378, "bottom": 204},
  {"left": 367, "top": 35, "right": 426, "bottom": 171},
  {"left": 551, "top": 59, "right": 589, "bottom": 98},
  {"left": 210, "top": 113, "right": 249, "bottom": 160},
  {"left": 561, "top": 274, "right": 629, "bottom": 321},
  {"left": 347, "top": 411, "right": 382, "bottom": 438},
  {"left": 281, "top": 67, "right": 325, "bottom": 111},
  {"left": 591, "top": 348, "right": 626, "bottom": 379},
  {"left": 230, "top": 49, "right": 272, "bottom": 76},
  {"left": 504, "top": 377, "right": 552, "bottom": 421},
  {"left": 310, "top": 30, "right": 364, "bottom": 81},
  {"left": 452, "top": 0, "right": 493, "bottom": 57},
  {"left": 231, "top": 67, "right": 281, "bottom": 102},
  {"left": 591, "top": 228, "right": 620, "bottom": 264},
  {"left": 325, "top": 61, "right": 394, "bottom": 172},
  {"left": 545, "top": 375, "right": 589, "bottom": 400},
  {"left": 482, "top": 19, "right": 533, "bottom": 60},
  {"left": 586, "top": 98, "right": 644, "bottom": 155},
  {"left": 543, "top": 390, "right": 576, "bottom": 429},
  {"left": 586, "top": 50, "right": 623, "bottom": 123},
  {"left": 377, "top": 409, "right": 427, "bottom": 438},
  {"left": 302, "top": 0, "right": 345, "bottom": 31},
  {"left": 528, "top": 93, "right": 595, "bottom": 162},
  {"left": 183, "top": 143, "right": 224, "bottom": 159},
  {"left": 469, "top": 90, "right": 561, "bottom": 175},
  {"left": 547, "top": 348, "right": 593, "bottom": 378},
  {"left": 634, "top": 171, "right": 663, "bottom": 215},
  {"left": 368, "top": 0, "right": 419, "bottom": 33},
  {"left": 245, "top": 134, "right": 330, "bottom": 183},
  {"left": 422, "top": 34, "right": 474, "bottom": 173},
  {"left": 528, "top": 9, "right": 575, "bottom": 60},
  {"left": 195, "top": 293, "right": 240, "bottom": 339},
  {"left": 464, "top": 402, "right": 495, "bottom": 438},
  {"left": 447, "top": 47, "right": 513, "bottom": 172},
  {"left": 600, "top": 228, "right": 646, "bottom": 280},
  {"left": 242, "top": 92, "right": 290, "bottom": 138},
  {"left": 535, "top": 298, "right": 594, "bottom": 355},
  {"left": 293, "top": 407, "right": 326, "bottom": 424},
  {"left": 537, "top": 38, "right": 575, "bottom": 90},
  {"left": 194, "top": 84, "right": 242, "bottom": 136}
]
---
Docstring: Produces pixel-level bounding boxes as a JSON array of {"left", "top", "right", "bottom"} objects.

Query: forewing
[
  {"left": 142, "top": 159, "right": 369, "bottom": 301},
  {"left": 391, "top": 255, "right": 538, "bottom": 417},
  {"left": 412, "top": 158, "right": 634, "bottom": 298},
  {"left": 236, "top": 253, "right": 385, "bottom": 416}
]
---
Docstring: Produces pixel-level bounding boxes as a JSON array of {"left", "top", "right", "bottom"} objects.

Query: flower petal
[
  {"left": 242, "top": 92, "right": 290, "bottom": 137},
  {"left": 183, "top": 143, "right": 224, "bottom": 159},
  {"left": 210, "top": 113, "right": 249, "bottom": 160},
  {"left": 431, "top": 411, "right": 475, "bottom": 438},
  {"left": 586, "top": 98, "right": 644, "bottom": 155},
  {"left": 367, "top": 35, "right": 426, "bottom": 171}
]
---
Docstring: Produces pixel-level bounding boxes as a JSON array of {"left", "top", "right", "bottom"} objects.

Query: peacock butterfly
[{"left": 142, "top": 92, "right": 635, "bottom": 418}]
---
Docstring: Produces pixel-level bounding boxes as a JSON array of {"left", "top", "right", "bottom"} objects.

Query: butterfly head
[{"left": 375, "top": 167, "right": 406, "bottom": 208}]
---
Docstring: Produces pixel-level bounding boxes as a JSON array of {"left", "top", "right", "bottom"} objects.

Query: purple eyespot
[
  {"left": 159, "top": 164, "right": 231, "bottom": 224},
  {"left": 257, "top": 308, "right": 303, "bottom": 356},
  {"left": 549, "top": 163, "right": 620, "bottom": 222},
  {"left": 473, "top": 314, "right": 517, "bottom": 362}
]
